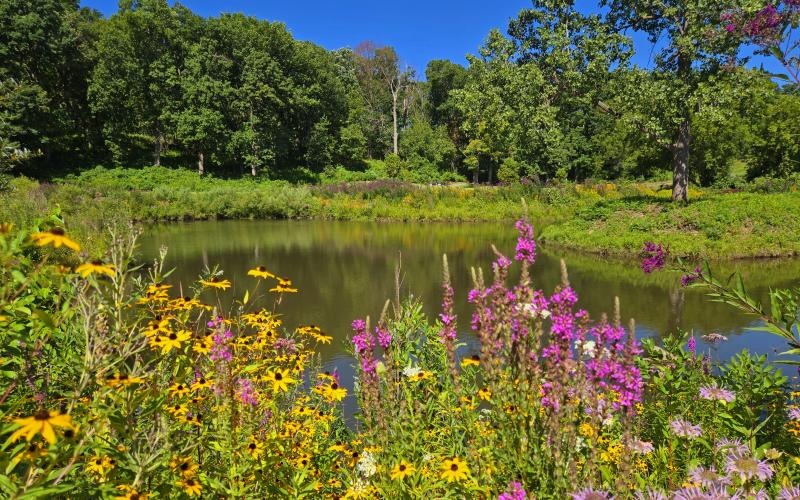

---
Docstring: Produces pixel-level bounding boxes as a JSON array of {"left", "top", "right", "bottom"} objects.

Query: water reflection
[{"left": 138, "top": 220, "right": 800, "bottom": 377}]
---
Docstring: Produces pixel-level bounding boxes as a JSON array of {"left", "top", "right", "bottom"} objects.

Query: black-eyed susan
[
  {"left": 170, "top": 456, "right": 198, "bottom": 477},
  {"left": 168, "top": 382, "right": 191, "bottom": 398},
  {"left": 477, "top": 387, "right": 492, "bottom": 402},
  {"left": 192, "top": 333, "right": 214, "bottom": 355},
  {"left": 9, "top": 410, "right": 73, "bottom": 445},
  {"left": 327, "top": 441, "right": 347, "bottom": 453},
  {"left": 160, "top": 330, "right": 192, "bottom": 354},
  {"left": 86, "top": 455, "right": 115, "bottom": 477},
  {"left": 390, "top": 460, "right": 416, "bottom": 480},
  {"left": 76, "top": 260, "right": 115, "bottom": 278},
  {"left": 190, "top": 377, "right": 213, "bottom": 391},
  {"left": 105, "top": 373, "right": 144, "bottom": 388},
  {"left": 166, "top": 404, "right": 189, "bottom": 417},
  {"left": 265, "top": 368, "right": 296, "bottom": 393},
  {"left": 199, "top": 276, "right": 231, "bottom": 290},
  {"left": 30, "top": 227, "right": 80, "bottom": 251},
  {"left": 178, "top": 477, "right": 202, "bottom": 496},
  {"left": 143, "top": 317, "right": 171, "bottom": 337},
  {"left": 114, "top": 484, "right": 148, "bottom": 500},
  {"left": 316, "top": 382, "right": 347, "bottom": 402},
  {"left": 410, "top": 370, "right": 433, "bottom": 383},
  {"left": 269, "top": 278, "right": 298, "bottom": 293},
  {"left": 179, "top": 412, "right": 203, "bottom": 426},
  {"left": 247, "top": 265, "right": 275, "bottom": 279},
  {"left": 460, "top": 354, "right": 481, "bottom": 368},
  {"left": 11, "top": 442, "right": 48, "bottom": 466},
  {"left": 245, "top": 439, "right": 264, "bottom": 458},
  {"left": 440, "top": 457, "right": 470, "bottom": 482}
]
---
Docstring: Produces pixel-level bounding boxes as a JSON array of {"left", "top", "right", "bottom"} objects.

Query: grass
[{"left": 3, "top": 166, "right": 800, "bottom": 260}]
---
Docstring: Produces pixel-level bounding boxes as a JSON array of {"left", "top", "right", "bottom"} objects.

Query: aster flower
[
  {"left": 725, "top": 451, "right": 773, "bottom": 482},
  {"left": 627, "top": 439, "right": 654, "bottom": 455},
  {"left": 672, "top": 487, "right": 706, "bottom": 500},
  {"left": 788, "top": 407, "right": 800, "bottom": 420},
  {"left": 779, "top": 485, "right": 800, "bottom": 500},
  {"left": 699, "top": 385, "right": 736, "bottom": 403},
  {"left": 715, "top": 437, "right": 750, "bottom": 457},
  {"left": 571, "top": 487, "right": 612, "bottom": 499},
  {"left": 634, "top": 489, "right": 667, "bottom": 500},
  {"left": 669, "top": 418, "right": 702, "bottom": 439}
]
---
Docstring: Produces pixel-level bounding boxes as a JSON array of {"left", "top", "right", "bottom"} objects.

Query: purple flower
[
  {"left": 210, "top": 329, "right": 233, "bottom": 362},
  {"left": 627, "top": 439, "right": 654, "bottom": 454},
  {"left": 725, "top": 451, "right": 773, "bottom": 482},
  {"left": 687, "top": 335, "right": 696, "bottom": 354},
  {"left": 779, "top": 485, "right": 800, "bottom": 500},
  {"left": 699, "top": 385, "right": 735, "bottom": 403},
  {"left": 634, "top": 489, "right": 667, "bottom": 500},
  {"left": 514, "top": 219, "right": 536, "bottom": 264},
  {"left": 788, "top": 407, "right": 800, "bottom": 420},
  {"left": 672, "top": 487, "right": 706, "bottom": 500},
  {"left": 351, "top": 318, "right": 374, "bottom": 354},
  {"left": 640, "top": 242, "right": 666, "bottom": 274},
  {"left": 669, "top": 418, "right": 702, "bottom": 439},
  {"left": 715, "top": 437, "right": 750, "bottom": 457},
  {"left": 688, "top": 466, "right": 729, "bottom": 488},
  {"left": 498, "top": 481, "right": 526, "bottom": 500},
  {"left": 680, "top": 267, "right": 702, "bottom": 287},
  {"left": 237, "top": 378, "right": 258, "bottom": 406},
  {"left": 375, "top": 326, "right": 392, "bottom": 349},
  {"left": 571, "top": 488, "right": 612, "bottom": 500}
]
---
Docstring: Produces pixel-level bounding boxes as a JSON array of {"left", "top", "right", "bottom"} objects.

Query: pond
[{"left": 139, "top": 220, "right": 800, "bottom": 412}]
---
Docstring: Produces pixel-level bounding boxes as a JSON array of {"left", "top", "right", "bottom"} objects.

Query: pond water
[{"left": 139, "top": 220, "right": 800, "bottom": 405}]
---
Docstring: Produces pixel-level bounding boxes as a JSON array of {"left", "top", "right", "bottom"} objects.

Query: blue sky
[{"left": 80, "top": 0, "right": 779, "bottom": 77}]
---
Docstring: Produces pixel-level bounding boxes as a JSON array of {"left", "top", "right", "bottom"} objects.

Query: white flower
[
  {"left": 402, "top": 366, "right": 421, "bottom": 378},
  {"left": 575, "top": 340, "right": 597, "bottom": 358},
  {"left": 539, "top": 309, "right": 551, "bottom": 319},
  {"left": 357, "top": 451, "right": 377, "bottom": 477},
  {"left": 422, "top": 453, "right": 434, "bottom": 463}
]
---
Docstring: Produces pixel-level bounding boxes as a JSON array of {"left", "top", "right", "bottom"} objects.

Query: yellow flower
[
  {"left": 86, "top": 455, "right": 116, "bottom": 477},
  {"left": 247, "top": 266, "right": 275, "bottom": 279},
  {"left": 8, "top": 410, "right": 73, "bottom": 445},
  {"left": 410, "top": 370, "right": 433, "bottom": 383},
  {"left": 169, "top": 382, "right": 191, "bottom": 398},
  {"left": 191, "top": 377, "right": 213, "bottom": 391},
  {"left": 179, "top": 477, "right": 202, "bottom": 496},
  {"left": 316, "top": 382, "right": 347, "bottom": 402},
  {"left": 461, "top": 355, "right": 481, "bottom": 368},
  {"left": 179, "top": 413, "right": 203, "bottom": 426},
  {"left": 199, "top": 277, "right": 231, "bottom": 290},
  {"left": 390, "top": 460, "right": 416, "bottom": 480},
  {"left": 114, "top": 485, "right": 148, "bottom": 500},
  {"left": 477, "top": 387, "right": 492, "bottom": 401},
  {"left": 166, "top": 404, "right": 189, "bottom": 416},
  {"left": 578, "top": 422, "right": 596, "bottom": 439},
  {"left": 270, "top": 278, "right": 298, "bottom": 293},
  {"left": 30, "top": 227, "right": 80, "bottom": 251},
  {"left": 245, "top": 439, "right": 264, "bottom": 458},
  {"left": 193, "top": 335, "right": 213, "bottom": 354},
  {"left": 75, "top": 260, "right": 115, "bottom": 278},
  {"left": 11, "top": 442, "right": 49, "bottom": 466},
  {"left": 0, "top": 222, "right": 13, "bottom": 235},
  {"left": 265, "top": 368, "right": 296, "bottom": 393},
  {"left": 170, "top": 456, "right": 198, "bottom": 477},
  {"left": 440, "top": 457, "right": 470, "bottom": 482},
  {"left": 160, "top": 330, "right": 192, "bottom": 354},
  {"left": 104, "top": 373, "right": 144, "bottom": 388}
]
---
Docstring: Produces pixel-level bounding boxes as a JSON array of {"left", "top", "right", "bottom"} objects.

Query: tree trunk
[
  {"left": 391, "top": 92, "right": 399, "bottom": 155},
  {"left": 197, "top": 151, "right": 204, "bottom": 175},
  {"left": 473, "top": 161, "right": 479, "bottom": 184},
  {"left": 488, "top": 162, "right": 493, "bottom": 185},
  {"left": 251, "top": 163, "right": 257, "bottom": 177},
  {"left": 671, "top": 120, "right": 690, "bottom": 202},
  {"left": 153, "top": 134, "right": 162, "bottom": 166}
]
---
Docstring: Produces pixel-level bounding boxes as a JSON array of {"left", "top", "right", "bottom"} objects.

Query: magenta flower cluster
[
  {"left": 237, "top": 378, "right": 258, "bottom": 406},
  {"left": 514, "top": 219, "right": 536, "bottom": 264},
  {"left": 209, "top": 318, "right": 233, "bottom": 363},
  {"left": 640, "top": 242, "right": 666, "bottom": 274},
  {"left": 498, "top": 481, "right": 527, "bottom": 500},
  {"left": 351, "top": 319, "right": 377, "bottom": 375}
]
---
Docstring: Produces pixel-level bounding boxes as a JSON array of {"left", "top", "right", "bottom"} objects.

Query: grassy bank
[{"left": 2, "top": 166, "right": 799, "bottom": 259}]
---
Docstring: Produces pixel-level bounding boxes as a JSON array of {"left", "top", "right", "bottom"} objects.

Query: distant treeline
[{"left": 1, "top": 0, "right": 799, "bottom": 193}]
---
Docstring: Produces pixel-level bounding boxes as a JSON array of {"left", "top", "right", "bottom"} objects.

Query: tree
[{"left": 603, "top": 0, "right": 745, "bottom": 201}]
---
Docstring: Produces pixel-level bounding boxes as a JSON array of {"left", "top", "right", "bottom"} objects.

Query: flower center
[
  {"left": 399, "top": 464, "right": 406, "bottom": 471},
  {"left": 450, "top": 463, "right": 458, "bottom": 471},
  {"left": 274, "top": 372, "right": 283, "bottom": 381},
  {"left": 34, "top": 409, "right": 50, "bottom": 420},
  {"left": 49, "top": 227, "right": 65, "bottom": 235}
]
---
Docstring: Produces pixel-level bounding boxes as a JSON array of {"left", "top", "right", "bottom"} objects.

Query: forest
[{"left": 1, "top": 0, "right": 799, "bottom": 202}]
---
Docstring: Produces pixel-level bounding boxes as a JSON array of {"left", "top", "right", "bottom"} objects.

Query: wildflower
[
  {"left": 376, "top": 325, "right": 392, "bottom": 349},
  {"left": 166, "top": 404, "right": 189, "bottom": 416},
  {"left": 779, "top": 486, "right": 800, "bottom": 500},
  {"left": 788, "top": 407, "right": 800, "bottom": 420},
  {"left": 270, "top": 278, "right": 298, "bottom": 293},
  {"left": 571, "top": 487, "right": 612, "bottom": 499},
  {"left": 191, "top": 377, "right": 213, "bottom": 391},
  {"left": 669, "top": 418, "right": 702, "bottom": 439},
  {"left": 245, "top": 439, "right": 264, "bottom": 458},
  {"left": 76, "top": 260, "right": 115, "bottom": 278},
  {"left": 11, "top": 442, "right": 49, "bottom": 465},
  {"left": 179, "top": 477, "right": 202, "bottom": 496},
  {"left": 114, "top": 485, "right": 148, "bottom": 500},
  {"left": 498, "top": 481, "right": 527, "bottom": 500},
  {"left": 30, "top": 227, "right": 80, "bottom": 251},
  {"left": 318, "top": 382, "right": 347, "bottom": 402},
  {"left": 104, "top": 373, "right": 144, "bottom": 388},
  {"left": 634, "top": 489, "right": 667, "bottom": 500},
  {"left": 627, "top": 439, "right": 654, "bottom": 455},
  {"left": 169, "top": 383, "right": 191, "bottom": 398},
  {"left": 247, "top": 265, "right": 275, "bottom": 279},
  {"left": 390, "top": 460, "right": 415, "bottom": 480},
  {"left": 477, "top": 387, "right": 492, "bottom": 401},
  {"left": 160, "top": 329, "right": 192, "bottom": 354},
  {"left": 199, "top": 276, "right": 231, "bottom": 290},
  {"left": 440, "top": 457, "right": 470, "bottom": 482},
  {"left": 402, "top": 365, "right": 421, "bottom": 378},
  {"left": 699, "top": 385, "right": 735, "bottom": 403},
  {"left": 640, "top": 242, "right": 665, "bottom": 273},
  {"left": 688, "top": 466, "right": 729, "bottom": 488},
  {"left": 578, "top": 423, "right": 596, "bottom": 439},
  {"left": 715, "top": 437, "right": 750, "bottom": 456},
  {"left": 356, "top": 451, "right": 377, "bottom": 477},
  {"left": 409, "top": 370, "right": 433, "bottom": 383},
  {"left": 86, "top": 455, "right": 116, "bottom": 478},
  {"left": 725, "top": 451, "right": 773, "bottom": 482},
  {"left": 265, "top": 368, "right": 296, "bottom": 393},
  {"left": 680, "top": 267, "right": 702, "bottom": 287},
  {"left": 461, "top": 354, "right": 480, "bottom": 368},
  {"left": 170, "top": 456, "right": 198, "bottom": 477},
  {"left": 686, "top": 335, "right": 696, "bottom": 354},
  {"left": 514, "top": 219, "right": 536, "bottom": 264},
  {"left": 8, "top": 410, "right": 73, "bottom": 445},
  {"left": 0, "top": 222, "right": 13, "bottom": 234},
  {"left": 672, "top": 487, "right": 707, "bottom": 500}
]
